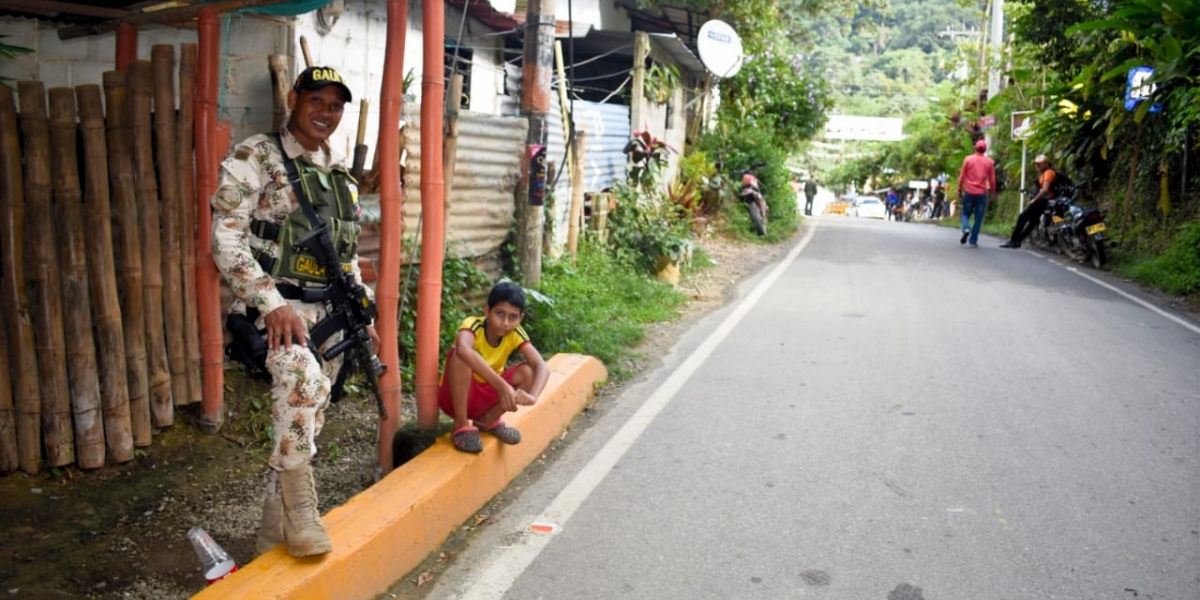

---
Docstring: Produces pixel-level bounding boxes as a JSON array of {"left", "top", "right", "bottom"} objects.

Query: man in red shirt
[{"left": 956, "top": 139, "right": 997, "bottom": 247}]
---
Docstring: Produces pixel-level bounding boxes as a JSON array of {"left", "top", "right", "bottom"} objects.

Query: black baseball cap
[{"left": 293, "top": 66, "right": 352, "bottom": 102}]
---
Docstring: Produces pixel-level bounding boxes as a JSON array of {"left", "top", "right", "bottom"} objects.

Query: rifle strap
[{"left": 273, "top": 132, "right": 323, "bottom": 229}]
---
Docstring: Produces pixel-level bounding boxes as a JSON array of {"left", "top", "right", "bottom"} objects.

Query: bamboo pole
[
  {"left": 128, "top": 59, "right": 173, "bottom": 428},
  {"left": 153, "top": 46, "right": 188, "bottom": 410},
  {"left": 19, "top": 81, "right": 74, "bottom": 468},
  {"left": 568, "top": 130, "right": 586, "bottom": 261},
  {"left": 196, "top": 8, "right": 226, "bottom": 432},
  {"left": 48, "top": 87, "right": 105, "bottom": 469},
  {"left": 103, "top": 70, "right": 152, "bottom": 446},
  {"left": 268, "top": 54, "right": 289, "bottom": 131},
  {"left": 77, "top": 83, "right": 134, "bottom": 464},
  {"left": 0, "top": 310, "right": 15, "bottom": 473},
  {"left": 178, "top": 43, "right": 202, "bottom": 405},
  {"left": 1, "top": 83, "right": 44, "bottom": 475},
  {"left": 442, "top": 73, "right": 463, "bottom": 248}
]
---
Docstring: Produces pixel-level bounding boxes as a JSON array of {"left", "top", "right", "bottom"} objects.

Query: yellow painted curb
[{"left": 191, "top": 353, "right": 607, "bottom": 600}]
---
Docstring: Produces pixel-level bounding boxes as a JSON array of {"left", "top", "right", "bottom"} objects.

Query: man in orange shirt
[
  {"left": 956, "top": 139, "right": 996, "bottom": 247},
  {"left": 1001, "top": 154, "right": 1057, "bottom": 248}
]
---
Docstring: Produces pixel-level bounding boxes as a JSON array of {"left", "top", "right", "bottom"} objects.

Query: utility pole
[{"left": 515, "top": 0, "right": 555, "bottom": 288}]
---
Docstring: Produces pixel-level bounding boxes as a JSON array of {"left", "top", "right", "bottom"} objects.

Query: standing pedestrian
[
  {"left": 956, "top": 140, "right": 996, "bottom": 247},
  {"left": 804, "top": 177, "right": 818, "bottom": 216},
  {"left": 211, "top": 66, "right": 379, "bottom": 558}
]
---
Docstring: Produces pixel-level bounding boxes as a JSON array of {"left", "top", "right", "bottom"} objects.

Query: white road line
[
  {"left": 1039, "top": 254, "right": 1200, "bottom": 335},
  {"left": 454, "top": 223, "right": 821, "bottom": 600}
]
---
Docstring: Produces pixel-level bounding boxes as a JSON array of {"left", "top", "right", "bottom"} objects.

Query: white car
[{"left": 848, "top": 197, "right": 887, "bottom": 219}]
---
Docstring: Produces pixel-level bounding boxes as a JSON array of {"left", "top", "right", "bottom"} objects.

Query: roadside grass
[
  {"left": 1117, "top": 221, "right": 1200, "bottom": 297},
  {"left": 521, "top": 237, "right": 688, "bottom": 381}
]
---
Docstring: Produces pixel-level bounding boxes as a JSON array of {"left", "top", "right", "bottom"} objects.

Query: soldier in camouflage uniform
[{"left": 211, "top": 66, "right": 378, "bottom": 558}]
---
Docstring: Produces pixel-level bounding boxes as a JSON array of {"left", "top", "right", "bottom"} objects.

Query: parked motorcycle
[
  {"left": 739, "top": 171, "right": 768, "bottom": 236},
  {"left": 1054, "top": 181, "right": 1109, "bottom": 268},
  {"left": 1027, "top": 188, "right": 1073, "bottom": 252}
]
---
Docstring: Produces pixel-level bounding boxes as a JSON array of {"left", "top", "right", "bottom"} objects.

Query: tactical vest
[{"left": 251, "top": 147, "right": 361, "bottom": 285}]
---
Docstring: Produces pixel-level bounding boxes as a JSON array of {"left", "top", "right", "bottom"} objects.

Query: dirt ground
[{"left": 0, "top": 228, "right": 793, "bottom": 600}]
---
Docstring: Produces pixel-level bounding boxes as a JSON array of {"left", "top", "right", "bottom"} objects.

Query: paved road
[{"left": 423, "top": 216, "right": 1200, "bottom": 600}]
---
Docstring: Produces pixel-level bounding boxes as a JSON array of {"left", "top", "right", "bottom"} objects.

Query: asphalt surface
[{"left": 423, "top": 215, "right": 1200, "bottom": 600}]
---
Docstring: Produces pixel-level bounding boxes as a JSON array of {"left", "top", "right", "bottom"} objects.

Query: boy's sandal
[
  {"left": 451, "top": 426, "right": 483, "bottom": 453},
  {"left": 475, "top": 419, "right": 522, "bottom": 445}
]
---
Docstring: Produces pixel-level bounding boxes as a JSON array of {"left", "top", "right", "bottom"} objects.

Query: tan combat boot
[
  {"left": 278, "top": 464, "right": 333, "bottom": 556},
  {"left": 255, "top": 471, "right": 284, "bottom": 555}
]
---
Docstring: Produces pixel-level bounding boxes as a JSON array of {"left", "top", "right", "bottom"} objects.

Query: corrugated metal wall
[
  {"left": 546, "top": 97, "right": 630, "bottom": 250},
  {"left": 359, "top": 106, "right": 527, "bottom": 269}
]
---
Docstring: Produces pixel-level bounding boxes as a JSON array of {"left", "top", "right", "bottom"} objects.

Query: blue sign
[{"left": 1124, "top": 66, "right": 1163, "bottom": 113}]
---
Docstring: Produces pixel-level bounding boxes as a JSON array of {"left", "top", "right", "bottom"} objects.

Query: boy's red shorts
[{"left": 438, "top": 348, "right": 523, "bottom": 421}]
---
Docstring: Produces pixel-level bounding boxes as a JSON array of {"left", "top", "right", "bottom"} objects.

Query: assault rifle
[{"left": 293, "top": 223, "right": 388, "bottom": 418}]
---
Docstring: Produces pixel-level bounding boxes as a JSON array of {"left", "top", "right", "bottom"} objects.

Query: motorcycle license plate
[{"left": 1085, "top": 223, "right": 1106, "bottom": 235}]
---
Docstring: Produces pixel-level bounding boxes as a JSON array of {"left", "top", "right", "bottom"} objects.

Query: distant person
[
  {"left": 886, "top": 189, "right": 900, "bottom": 221},
  {"left": 956, "top": 140, "right": 996, "bottom": 247},
  {"left": 804, "top": 177, "right": 818, "bottom": 216},
  {"left": 1001, "top": 154, "right": 1057, "bottom": 248},
  {"left": 439, "top": 281, "right": 549, "bottom": 453},
  {"left": 931, "top": 181, "right": 946, "bottom": 218}
]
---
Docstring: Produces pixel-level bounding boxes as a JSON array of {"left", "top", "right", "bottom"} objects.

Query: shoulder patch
[{"left": 214, "top": 185, "right": 244, "bottom": 212}]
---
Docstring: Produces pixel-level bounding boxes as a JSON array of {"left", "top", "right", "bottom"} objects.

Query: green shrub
[
  {"left": 1128, "top": 222, "right": 1200, "bottom": 296},
  {"left": 395, "top": 245, "right": 492, "bottom": 390},
  {"left": 696, "top": 125, "right": 796, "bottom": 239},
  {"left": 522, "top": 239, "right": 686, "bottom": 380}
]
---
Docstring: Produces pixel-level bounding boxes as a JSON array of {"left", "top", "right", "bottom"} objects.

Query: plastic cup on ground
[{"left": 187, "top": 526, "right": 238, "bottom": 585}]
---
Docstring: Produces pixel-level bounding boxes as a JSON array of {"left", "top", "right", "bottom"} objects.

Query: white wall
[{"left": 2, "top": 1, "right": 511, "bottom": 164}]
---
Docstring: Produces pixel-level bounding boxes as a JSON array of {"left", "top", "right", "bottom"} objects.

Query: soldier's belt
[{"left": 276, "top": 283, "right": 335, "bottom": 303}]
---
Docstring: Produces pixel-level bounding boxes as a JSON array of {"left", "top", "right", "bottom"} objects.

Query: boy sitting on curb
[{"left": 439, "top": 281, "right": 549, "bottom": 453}]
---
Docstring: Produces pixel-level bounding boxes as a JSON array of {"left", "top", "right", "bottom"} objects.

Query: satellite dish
[{"left": 696, "top": 20, "right": 744, "bottom": 79}]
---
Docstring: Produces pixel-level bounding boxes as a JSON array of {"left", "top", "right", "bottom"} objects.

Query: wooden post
[
  {"left": 0, "top": 310, "right": 14, "bottom": 473},
  {"left": 268, "top": 54, "right": 290, "bottom": 131},
  {"left": 153, "top": 45, "right": 189, "bottom": 410},
  {"left": 516, "top": 0, "right": 555, "bottom": 288},
  {"left": 19, "top": 82, "right": 74, "bottom": 468},
  {"left": 553, "top": 40, "right": 575, "bottom": 177},
  {"left": 442, "top": 73, "right": 463, "bottom": 247},
  {"left": 103, "top": 70, "right": 152, "bottom": 447},
  {"left": 49, "top": 88, "right": 106, "bottom": 469},
  {"left": 179, "top": 43, "right": 202, "bottom": 405},
  {"left": 0, "top": 80, "right": 42, "bottom": 474},
  {"left": 568, "top": 130, "right": 586, "bottom": 260},
  {"left": 77, "top": 84, "right": 134, "bottom": 464},
  {"left": 630, "top": 32, "right": 650, "bottom": 132},
  {"left": 128, "top": 59, "right": 174, "bottom": 428}
]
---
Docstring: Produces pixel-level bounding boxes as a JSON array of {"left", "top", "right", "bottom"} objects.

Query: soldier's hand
[
  {"left": 367, "top": 325, "right": 380, "bottom": 354},
  {"left": 264, "top": 304, "right": 308, "bottom": 351}
]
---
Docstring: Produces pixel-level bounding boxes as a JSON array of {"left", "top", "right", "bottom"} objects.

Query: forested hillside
[{"left": 798, "top": 0, "right": 985, "bottom": 118}]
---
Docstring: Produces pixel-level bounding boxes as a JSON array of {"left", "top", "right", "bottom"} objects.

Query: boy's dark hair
[{"left": 487, "top": 281, "right": 526, "bottom": 312}]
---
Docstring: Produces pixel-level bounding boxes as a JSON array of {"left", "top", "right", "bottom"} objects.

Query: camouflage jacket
[{"left": 211, "top": 126, "right": 371, "bottom": 317}]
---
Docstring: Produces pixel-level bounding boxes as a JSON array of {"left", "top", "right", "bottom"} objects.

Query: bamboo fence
[{"left": 0, "top": 43, "right": 204, "bottom": 474}]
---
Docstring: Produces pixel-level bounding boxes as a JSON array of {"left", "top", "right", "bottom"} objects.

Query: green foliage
[
  {"left": 643, "top": 62, "right": 680, "bottom": 104},
  {"left": 1012, "top": 0, "right": 1102, "bottom": 79},
  {"left": 696, "top": 124, "right": 796, "bottom": 239},
  {"left": 718, "top": 47, "right": 832, "bottom": 152},
  {"left": 1127, "top": 222, "right": 1200, "bottom": 295},
  {"left": 395, "top": 246, "right": 492, "bottom": 391},
  {"left": 0, "top": 35, "right": 32, "bottom": 83},
  {"left": 606, "top": 132, "right": 694, "bottom": 272},
  {"left": 521, "top": 240, "right": 686, "bottom": 380},
  {"left": 606, "top": 180, "right": 693, "bottom": 270}
]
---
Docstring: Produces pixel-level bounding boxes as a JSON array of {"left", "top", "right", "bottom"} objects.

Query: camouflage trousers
[{"left": 258, "top": 298, "right": 343, "bottom": 472}]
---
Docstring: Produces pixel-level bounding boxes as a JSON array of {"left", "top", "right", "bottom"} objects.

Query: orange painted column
[
  {"left": 194, "top": 7, "right": 225, "bottom": 432},
  {"left": 373, "top": 0, "right": 408, "bottom": 472},
  {"left": 413, "top": 0, "right": 447, "bottom": 430},
  {"left": 115, "top": 22, "right": 137, "bottom": 70}
]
